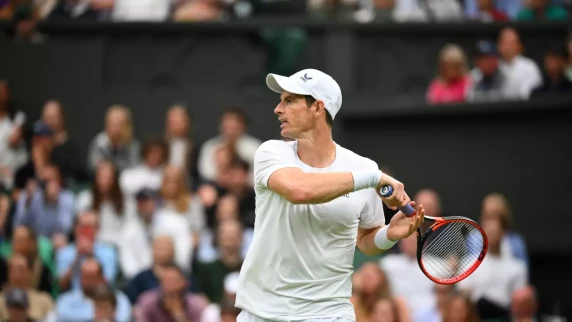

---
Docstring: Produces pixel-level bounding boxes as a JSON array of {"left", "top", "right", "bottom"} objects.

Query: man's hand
[
  {"left": 376, "top": 174, "right": 410, "bottom": 210},
  {"left": 387, "top": 202, "right": 425, "bottom": 241}
]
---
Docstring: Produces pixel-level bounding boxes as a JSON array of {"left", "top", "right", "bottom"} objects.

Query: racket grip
[{"left": 379, "top": 185, "right": 417, "bottom": 217}]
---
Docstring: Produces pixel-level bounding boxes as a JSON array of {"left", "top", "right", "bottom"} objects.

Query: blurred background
[{"left": 0, "top": 1, "right": 571, "bottom": 321}]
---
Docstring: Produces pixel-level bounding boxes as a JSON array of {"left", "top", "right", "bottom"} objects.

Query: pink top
[{"left": 426, "top": 76, "right": 472, "bottom": 104}]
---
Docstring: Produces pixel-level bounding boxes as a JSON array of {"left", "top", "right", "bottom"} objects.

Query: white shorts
[{"left": 237, "top": 310, "right": 352, "bottom": 322}]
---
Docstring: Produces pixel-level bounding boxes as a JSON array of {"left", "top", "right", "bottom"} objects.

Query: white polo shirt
[{"left": 235, "top": 140, "right": 385, "bottom": 321}]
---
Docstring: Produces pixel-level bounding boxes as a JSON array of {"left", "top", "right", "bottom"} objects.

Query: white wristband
[
  {"left": 351, "top": 170, "right": 382, "bottom": 192},
  {"left": 374, "top": 225, "right": 398, "bottom": 250}
]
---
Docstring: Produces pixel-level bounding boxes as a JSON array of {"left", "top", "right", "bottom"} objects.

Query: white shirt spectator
[
  {"left": 75, "top": 190, "right": 127, "bottom": 247},
  {"left": 380, "top": 254, "right": 436, "bottom": 315},
  {"left": 195, "top": 227, "right": 254, "bottom": 263},
  {"left": 169, "top": 138, "right": 188, "bottom": 167},
  {"left": 119, "top": 164, "right": 164, "bottom": 213},
  {"left": 161, "top": 195, "right": 206, "bottom": 236},
  {"left": 112, "top": 0, "right": 172, "bottom": 21},
  {"left": 393, "top": 0, "right": 464, "bottom": 22},
  {"left": 118, "top": 208, "right": 193, "bottom": 278},
  {"left": 457, "top": 253, "right": 527, "bottom": 308},
  {"left": 500, "top": 55, "right": 543, "bottom": 99},
  {"left": 0, "top": 111, "right": 27, "bottom": 189},
  {"left": 197, "top": 134, "right": 261, "bottom": 182}
]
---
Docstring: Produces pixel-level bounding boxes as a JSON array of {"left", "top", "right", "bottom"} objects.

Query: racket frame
[{"left": 416, "top": 215, "right": 489, "bottom": 285}]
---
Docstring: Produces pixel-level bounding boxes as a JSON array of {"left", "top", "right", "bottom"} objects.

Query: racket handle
[{"left": 380, "top": 185, "right": 417, "bottom": 217}]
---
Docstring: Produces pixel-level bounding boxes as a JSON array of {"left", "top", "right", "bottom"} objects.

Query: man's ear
[{"left": 313, "top": 100, "right": 327, "bottom": 118}]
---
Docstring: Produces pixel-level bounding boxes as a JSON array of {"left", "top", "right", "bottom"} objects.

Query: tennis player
[{"left": 235, "top": 68, "right": 425, "bottom": 322}]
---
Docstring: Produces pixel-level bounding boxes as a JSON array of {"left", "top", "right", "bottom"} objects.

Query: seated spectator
[
  {"left": 55, "top": 257, "right": 131, "bottom": 322},
  {"left": 111, "top": 0, "right": 172, "bottom": 21},
  {"left": 532, "top": 47, "right": 572, "bottom": 96},
  {"left": 370, "top": 297, "right": 403, "bottom": 322},
  {"left": 164, "top": 105, "right": 199, "bottom": 181},
  {"left": 0, "top": 226, "right": 55, "bottom": 295},
  {"left": 464, "top": 0, "right": 521, "bottom": 18},
  {"left": 135, "top": 263, "right": 208, "bottom": 322},
  {"left": 13, "top": 121, "right": 54, "bottom": 194},
  {"left": 196, "top": 194, "right": 253, "bottom": 263},
  {"left": 457, "top": 218, "right": 527, "bottom": 319},
  {"left": 516, "top": 0, "right": 568, "bottom": 20},
  {"left": 497, "top": 28, "right": 543, "bottom": 99},
  {"left": 47, "top": 0, "right": 103, "bottom": 20},
  {"left": 201, "top": 272, "right": 240, "bottom": 322},
  {"left": 13, "top": 164, "right": 75, "bottom": 245},
  {"left": 467, "top": 40, "right": 520, "bottom": 102},
  {"left": 122, "top": 235, "right": 177, "bottom": 304},
  {"left": 172, "top": 0, "right": 225, "bottom": 21},
  {"left": 1, "top": 288, "right": 41, "bottom": 322},
  {"left": 511, "top": 285, "right": 538, "bottom": 322},
  {"left": 56, "top": 211, "right": 118, "bottom": 292},
  {"left": 392, "top": 0, "right": 464, "bottom": 22},
  {"left": 76, "top": 161, "right": 125, "bottom": 247},
  {"left": 480, "top": 192, "right": 528, "bottom": 265},
  {"left": 41, "top": 100, "right": 84, "bottom": 186},
  {"left": 414, "top": 189, "right": 445, "bottom": 218},
  {"left": 426, "top": 44, "right": 472, "bottom": 105},
  {"left": 92, "top": 284, "right": 120, "bottom": 322},
  {"left": 194, "top": 219, "right": 243, "bottom": 304},
  {"left": 197, "top": 108, "right": 261, "bottom": 184},
  {"left": 87, "top": 105, "right": 141, "bottom": 174},
  {"left": 120, "top": 189, "right": 192, "bottom": 278},
  {"left": 119, "top": 137, "right": 169, "bottom": 207},
  {"left": 351, "top": 262, "right": 409, "bottom": 322},
  {"left": 472, "top": 0, "right": 508, "bottom": 21},
  {"left": 220, "top": 159, "right": 255, "bottom": 228},
  {"left": 160, "top": 165, "right": 206, "bottom": 247},
  {"left": 380, "top": 233, "right": 436, "bottom": 317},
  {"left": 0, "top": 255, "right": 53, "bottom": 321},
  {"left": 414, "top": 284, "right": 456, "bottom": 322},
  {"left": 442, "top": 294, "right": 479, "bottom": 322}
]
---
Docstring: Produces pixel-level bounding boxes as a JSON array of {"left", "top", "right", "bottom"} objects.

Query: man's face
[
  {"left": 152, "top": 237, "right": 174, "bottom": 265},
  {"left": 482, "top": 218, "right": 503, "bottom": 248},
  {"left": 475, "top": 55, "right": 499, "bottom": 76},
  {"left": 217, "top": 222, "right": 242, "bottom": 254},
  {"left": 12, "top": 227, "right": 33, "bottom": 255},
  {"left": 414, "top": 190, "right": 441, "bottom": 217},
  {"left": 545, "top": 54, "right": 564, "bottom": 77},
  {"left": 42, "top": 101, "right": 63, "bottom": 132},
  {"left": 161, "top": 268, "right": 185, "bottom": 296},
  {"left": 137, "top": 198, "right": 155, "bottom": 219},
  {"left": 498, "top": 29, "right": 521, "bottom": 60},
  {"left": 220, "top": 113, "right": 244, "bottom": 140},
  {"left": 274, "top": 92, "right": 316, "bottom": 139}
]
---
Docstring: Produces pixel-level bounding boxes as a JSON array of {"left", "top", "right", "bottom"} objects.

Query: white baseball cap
[{"left": 266, "top": 69, "right": 343, "bottom": 119}]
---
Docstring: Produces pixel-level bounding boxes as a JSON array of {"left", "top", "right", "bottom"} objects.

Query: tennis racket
[{"left": 380, "top": 185, "right": 488, "bottom": 285}]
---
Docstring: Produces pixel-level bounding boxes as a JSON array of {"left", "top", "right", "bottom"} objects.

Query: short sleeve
[
  {"left": 253, "top": 140, "right": 299, "bottom": 189},
  {"left": 358, "top": 160, "right": 385, "bottom": 229}
]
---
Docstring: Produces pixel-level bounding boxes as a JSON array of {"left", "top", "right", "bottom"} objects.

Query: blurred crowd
[
  {"left": 426, "top": 27, "right": 572, "bottom": 105},
  {"left": 0, "top": 74, "right": 556, "bottom": 322},
  {"left": 0, "top": 0, "right": 569, "bottom": 26}
]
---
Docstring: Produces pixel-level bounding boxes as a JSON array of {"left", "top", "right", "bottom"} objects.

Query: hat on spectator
[
  {"left": 223, "top": 272, "right": 240, "bottom": 295},
  {"left": 475, "top": 40, "right": 497, "bottom": 56},
  {"left": 32, "top": 120, "right": 53, "bottom": 136},
  {"left": 5, "top": 288, "right": 29, "bottom": 308},
  {"left": 136, "top": 188, "right": 157, "bottom": 200},
  {"left": 266, "top": 69, "right": 343, "bottom": 119}
]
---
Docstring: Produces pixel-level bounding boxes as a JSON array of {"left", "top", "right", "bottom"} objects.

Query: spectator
[
  {"left": 13, "top": 120, "right": 54, "bottom": 193},
  {"left": 511, "top": 285, "right": 538, "bottom": 322},
  {"left": 413, "top": 189, "right": 444, "bottom": 218},
  {"left": 351, "top": 263, "right": 409, "bottom": 322},
  {"left": 55, "top": 257, "right": 131, "bottom": 322},
  {"left": 565, "top": 36, "right": 572, "bottom": 82},
  {"left": 480, "top": 192, "right": 528, "bottom": 265},
  {"left": 472, "top": 0, "right": 508, "bottom": 21},
  {"left": 76, "top": 161, "right": 125, "bottom": 247},
  {"left": 464, "top": 0, "right": 521, "bottom": 18},
  {"left": 197, "top": 108, "right": 261, "bottom": 184},
  {"left": 56, "top": 211, "right": 118, "bottom": 292},
  {"left": 467, "top": 40, "right": 520, "bottom": 102},
  {"left": 194, "top": 219, "right": 243, "bottom": 304},
  {"left": 380, "top": 233, "right": 437, "bottom": 317},
  {"left": 0, "top": 255, "right": 53, "bottom": 321},
  {"left": 13, "top": 164, "right": 75, "bottom": 245},
  {"left": 196, "top": 194, "right": 253, "bottom": 263},
  {"left": 0, "top": 226, "right": 55, "bottom": 295},
  {"left": 370, "top": 297, "right": 402, "bottom": 322},
  {"left": 1, "top": 288, "right": 37, "bottom": 322},
  {"left": 135, "top": 263, "right": 208, "bottom": 322},
  {"left": 92, "top": 284, "right": 120, "bottom": 322},
  {"left": 392, "top": 0, "right": 464, "bottom": 22},
  {"left": 457, "top": 218, "right": 527, "bottom": 319},
  {"left": 119, "top": 137, "right": 168, "bottom": 206},
  {"left": 122, "top": 235, "right": 177, "bottom": 304},
  {"left": 172, "top": 0, "right": 225, "bottom": 21},
  {"left": 87, "top": 105, "right": 141, "bottom": 174},
  {"left": 201, "top": 272, "right": 240, "bottom": 322},
  {"left": 47, "top": 0, "right": 103, "bottom": 20},
  {"left": 414, "top": 284, "right": 456, "bottom": 322},
  {"left": 497, "top": 28, "right": 543, "bottom": 99},
  {"left": 426, "top": 44, "right": 472, "bottom": 105},
  {"left": 532, "top": 47, "right": 572, "bottom": 96},
  {"left": 111, "top": 0, "right": 172, "bottom": 21},
  {"left": 0, "top": 0, "right": 11, "bottom": 19},
  {"left": 221, "top": 158, "right": 255, "bottom": 228},
  {"left": 197, "top": 142, "right": 238, "bottom": 215},
  {"left": 159, "top": 165, "right": 206, "bottom": 247},
  {"left": 164, "top": 105, "right": 197, "bottom": 175},
  {"left": 516, "top": 0, "right": 568, "bottom": 20},
  {"left": 41, "top": 100, "right": 84, "bottom": 186},
  {"left": 442, "top": 294, "right": 479, "bottom": 322}
]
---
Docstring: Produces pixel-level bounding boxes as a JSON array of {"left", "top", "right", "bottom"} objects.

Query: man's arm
[{"left": 356, "top": 226, "right": 387, "bottom": 256}]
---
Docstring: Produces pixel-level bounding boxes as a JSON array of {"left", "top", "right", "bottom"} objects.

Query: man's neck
[{"left": 296, "top": 127, "right": 336, "bottom": 168}]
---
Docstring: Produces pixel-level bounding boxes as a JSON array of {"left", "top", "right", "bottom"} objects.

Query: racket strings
[{"left": 420, "top": 221, "right": 484, "bottom": 281}]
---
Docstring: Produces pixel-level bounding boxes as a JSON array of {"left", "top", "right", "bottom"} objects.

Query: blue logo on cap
[{"left": 300, "top": 73, "right": 312, "bottom": 83}]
